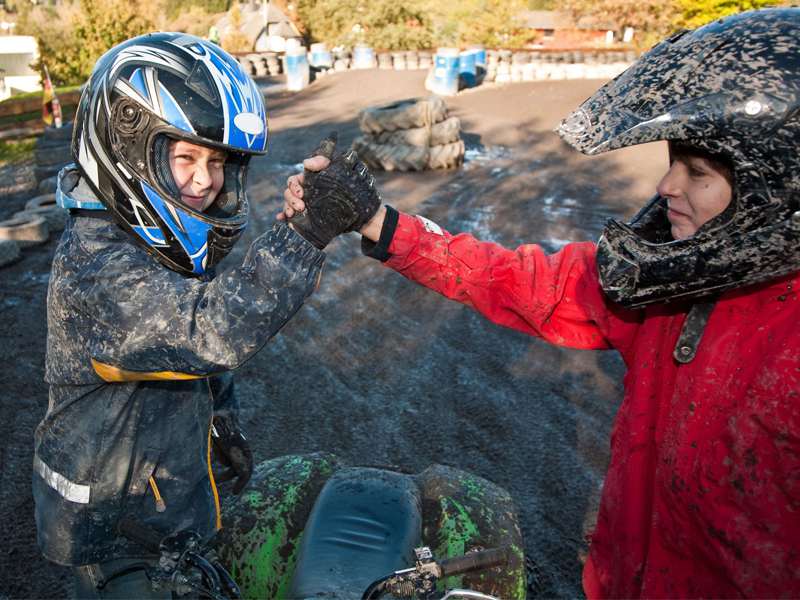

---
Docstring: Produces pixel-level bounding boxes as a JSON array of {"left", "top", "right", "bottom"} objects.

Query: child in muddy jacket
[
  {"left": 35, "top": 34, "right": 379, "bottom": 598},
  {"left": 283, "top": 9, "right": 800, "bottom": 598}
]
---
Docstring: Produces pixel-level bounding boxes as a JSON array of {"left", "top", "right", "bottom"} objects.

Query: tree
[
  {"left": 560, "top": 0, "right": 681, "bottom": 50},
  {"left": 431, "top": 0, "right": 532, "bottom": 48},
  {"left": 562, "top": 0, "right": 784, "bottom": 51},
  {"left": 676, "top": 0, "right": 775, "bottom": 29},
  {"left": 21, "top": 0, "right": 157, "bottom": 86},
  {"left": 295, "top": 0, "right": 435, "bottom": 50},
  {"left": 220, "top": 2, "right": 252, "bottom": 53},
  {"left": 164, "top": 0, "right": 230, "bottom": 20},
  {"left": 294, "top": 0, "right": 533, "bottom": 50}
]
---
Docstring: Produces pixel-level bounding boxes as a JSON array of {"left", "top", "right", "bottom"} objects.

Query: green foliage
[
  {"left": 431, "top": 0, "right": 532, "bottom": 48},
  {"left": 168, "top": 5, "right": 223, "bottom": 38},
  {"left": 560, "top": 0, "right": 681, "bottom": 49},
  {"left": 20, "top": 0, "right": 156, "bottom": 86},
  {"left": 296, "top": 0, "right": 435, "bottom": 50},
  {"left": 527, "top": 0, "right": 557, "bottom": 8},
  {"left": 221, "top": 2, "right": 253, "bottom": 53},
  {"left": 676, "top": 0, "right": 776, "bottom": 28},
  {"left": 0, "top": 137, "right": 36, "bottom": 165},
  {"left": 562, "top": 0, "right": 782, "bottom": 50},
  {"left": 164, "top": 0, "right": 230, "bottom": 20},
  {"left": 295, "top": 0, "right": 533, "bottom": 49}
]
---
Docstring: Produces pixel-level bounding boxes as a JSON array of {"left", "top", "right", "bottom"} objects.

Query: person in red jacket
[{"left": 281, "top": 8, "right": 800, "bottom": 598}]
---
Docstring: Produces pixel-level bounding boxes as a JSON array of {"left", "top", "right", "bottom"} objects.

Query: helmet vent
[{"left": 186, "top": 61, "right": 219, "bottom": 107}]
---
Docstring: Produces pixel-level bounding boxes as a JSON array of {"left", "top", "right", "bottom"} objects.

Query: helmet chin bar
[{"left": 597, "top": 205, "right": 800, "bottom": 308}]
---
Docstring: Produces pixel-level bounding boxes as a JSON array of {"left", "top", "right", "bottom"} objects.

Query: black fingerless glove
[
  {"left": 289, "top": 132, "right": 381, "bottom": 249},
  {"left": 211, "top": 413, "right": 253, "bottom": 495}
]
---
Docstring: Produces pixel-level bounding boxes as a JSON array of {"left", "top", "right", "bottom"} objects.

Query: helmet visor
[{"left": 152, "top": 133, "right": 249, "bottom": 227}]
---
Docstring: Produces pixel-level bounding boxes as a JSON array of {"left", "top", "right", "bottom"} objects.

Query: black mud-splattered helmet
[
  {"left": 558, "top": 8, "right": 800, "bottom": 307},
  {"left": 72, "top": 32, "right": 268, "bottom": 277}
]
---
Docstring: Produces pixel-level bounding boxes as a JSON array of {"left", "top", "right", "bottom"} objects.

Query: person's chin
[
  {"left": 670, "top": 223, "right": 695, "bottom": 241},
  {"left": 181, "top": 195, "right": 206, "bottom": 211}
]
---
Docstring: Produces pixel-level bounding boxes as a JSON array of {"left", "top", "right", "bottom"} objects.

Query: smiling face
[
  {"left": 168, "top": 140, "right": 226, "bottom": 212},
  {"left": 657, "top": 143, "right": 734, "bottom": 240}
]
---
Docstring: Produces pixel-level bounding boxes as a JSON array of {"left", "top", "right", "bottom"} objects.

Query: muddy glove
[
  {"left": 288, "top": 132, "right": 381, "bottom": 249},
  {"left": 210, "top": 414, "right": 253, "bottom": 495}
]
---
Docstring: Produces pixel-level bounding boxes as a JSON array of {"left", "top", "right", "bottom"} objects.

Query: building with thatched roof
[{"left": 215, "top": 1, "right": 301, "bottom": 52}]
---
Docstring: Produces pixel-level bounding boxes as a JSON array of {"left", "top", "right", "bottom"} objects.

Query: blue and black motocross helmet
[{"left": 72, "top": 32, "right": 268, "bottom": 276}]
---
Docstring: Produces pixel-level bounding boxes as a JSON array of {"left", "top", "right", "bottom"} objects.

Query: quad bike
[{"left": 118, "top": 453, "right": 526, "bottom": 599}]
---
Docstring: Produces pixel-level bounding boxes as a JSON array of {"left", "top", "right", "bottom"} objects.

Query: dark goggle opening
[{"left": 152, "top": 133, "right": 249, "bottom": 222}]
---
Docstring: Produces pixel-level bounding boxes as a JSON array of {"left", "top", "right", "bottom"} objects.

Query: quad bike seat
[{"left": 287, "top": 467, "right": 422, "bottom": 599}]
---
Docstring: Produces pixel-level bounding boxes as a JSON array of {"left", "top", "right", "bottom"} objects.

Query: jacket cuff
[
  {"left": 361, "top": 205, "right": 399, "bottom": 262},
  {"left": 271, "top": 221, "right": 326, "bottom": 263}
]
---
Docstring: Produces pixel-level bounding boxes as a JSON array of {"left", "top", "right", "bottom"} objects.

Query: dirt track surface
[{"left": 0, "top": 70, "right": 666, "bottom": 599}]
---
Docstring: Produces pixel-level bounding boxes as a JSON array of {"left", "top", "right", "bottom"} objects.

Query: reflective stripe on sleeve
[{"left": 34, "top": 455, "right": 91, "bottom": 504}]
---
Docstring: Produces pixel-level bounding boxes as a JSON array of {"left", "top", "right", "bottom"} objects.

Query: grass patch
[{"left": 0, "top": 137, "right": 36, "bottom": 165}]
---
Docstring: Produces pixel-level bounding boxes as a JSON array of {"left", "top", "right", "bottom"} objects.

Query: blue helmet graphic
[{"left": 72, "top": 33, "right": 268, "bottom": 276}]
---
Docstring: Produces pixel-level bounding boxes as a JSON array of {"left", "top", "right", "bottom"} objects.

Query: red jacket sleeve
[{"left": 384, "top": 212, "right": 641, "bottom": 354}]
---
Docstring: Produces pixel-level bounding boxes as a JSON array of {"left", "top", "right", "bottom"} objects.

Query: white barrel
[
  {"left": 353, "top": 44, "right": 376, "bottom": 69},
  {"left": 284, "top": 47, "right": 310, "bottom": 91},
  {"left": 285, "top": 38, "right": 303, "bottom": 52},
  {"left": 309, "top": 42, "right": 332, "bottom": 68}
]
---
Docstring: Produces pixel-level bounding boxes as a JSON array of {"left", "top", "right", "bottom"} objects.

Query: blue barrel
[
  {"left": 309, "top": 43, "right": 332, "bottom": 68},
  {"left": 459, "top": 50, "right": 477, "bottom": 88},
  {"left": 432, "top": 48, "right": 460, "bottom": 96},
  {"left": 353, "top": 44, "right": 375, "bottom": 69},
  {"left": 469, "top": 46, "right": 486, "bottom": 67},
  {"left": 284, "top": 47, "right": 309, "bottom": 91}
]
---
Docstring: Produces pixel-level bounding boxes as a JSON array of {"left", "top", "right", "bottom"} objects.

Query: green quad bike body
[{"left": 216, "top": 453, "right": 527, "bottom": 599}]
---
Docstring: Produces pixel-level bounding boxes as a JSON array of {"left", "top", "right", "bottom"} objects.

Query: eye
[{"left": 687, "top": 161, "right": 709, "bottom": 178}]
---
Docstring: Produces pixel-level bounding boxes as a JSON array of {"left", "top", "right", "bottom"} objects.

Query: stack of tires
[
  {"left": 353, "top": 96, "right": 465, "bottom": 172},
  {"left": 333, "top": 48, "right": 351, "bottom": 72},
  {"left": 34, "top": 121, "right": 74, "bottom": 194},
  {"left": 265, "top": 53, "right": 282, "bottom": 76},
  {"left": 0, "top": 193, "right": 67, "bottom": 268}
]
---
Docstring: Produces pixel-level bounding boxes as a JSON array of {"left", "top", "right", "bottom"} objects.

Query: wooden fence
[{"left": 0, "top": 89, "right": 82, "bottom": 140}]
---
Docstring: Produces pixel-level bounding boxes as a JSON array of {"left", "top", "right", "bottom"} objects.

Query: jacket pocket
[{"left": 125, "top": 452, "right": 165, "bottom": 515}]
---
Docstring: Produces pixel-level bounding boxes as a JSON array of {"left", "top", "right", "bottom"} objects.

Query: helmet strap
[{"left": 672, "top": 296, "right": 718, "bottom": 364}]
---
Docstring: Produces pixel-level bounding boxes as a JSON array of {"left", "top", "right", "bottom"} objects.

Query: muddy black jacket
[{"left": 34, "top": 178, "right": 324, "bottom": 566}]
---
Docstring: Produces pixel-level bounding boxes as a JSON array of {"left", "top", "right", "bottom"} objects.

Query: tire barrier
[
  {"left": 359, "top": 96, "right": 447, "bottom": 134},
  {"left": 14, "top": 205, "right": 67, "bottom": 232},
  {"left": 34, "top": 122, "right": 74, "bottom": 191},
  {"left": 236, "top": 47, "right": 635, "bottom": 92},
  {"left": 0, "top": 215, "right": 49, "bottom": 246},
  {"left": 485, "top": 49, "right": 632, "bottom": 84},
  {"left": 354, "top": 97, "right": 464, "bottom": 171},
  {"left": 38, "top": 175, "right": 59, "bottom": 195},
  {"left": 371, "top": 116, "right": 461, "bottom": 148},
  {"left": 352, "top": 138, "right": 429, "bottom": 172},
  {"left": 24, "top": 193, "right": 57, "bottom": 211},
  {"left": 427, "top": 139, "right": 466, "bottom": 170},
  {"left": 0, "top": 239, "right": 20, "bottom": 268}
]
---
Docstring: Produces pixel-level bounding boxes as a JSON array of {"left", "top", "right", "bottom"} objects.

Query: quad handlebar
[
  {"left": 112, "top": 517, "right": 240, "bottom": 600},
  {"left": 362, "top": 545, "right": 512, "bottom": 600}
]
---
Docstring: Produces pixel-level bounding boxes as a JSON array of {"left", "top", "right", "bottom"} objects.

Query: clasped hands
[{"left": 278, "top": 132, "right": 386, "bottom": 248}]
